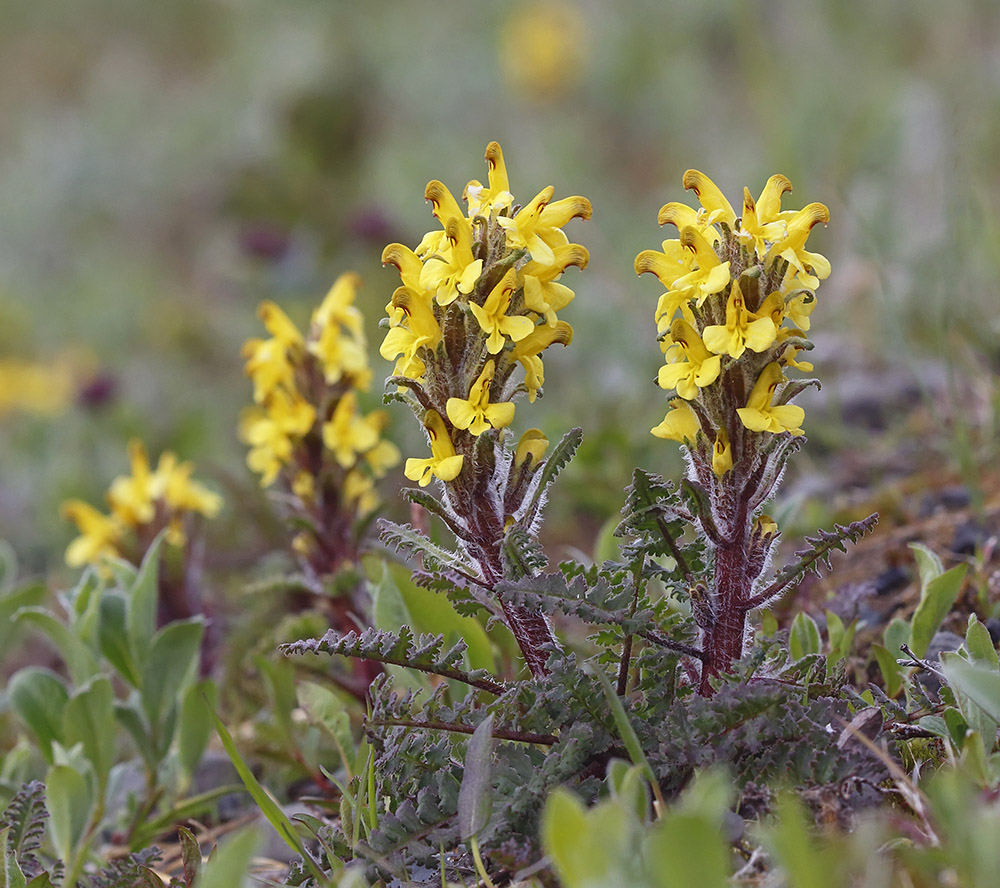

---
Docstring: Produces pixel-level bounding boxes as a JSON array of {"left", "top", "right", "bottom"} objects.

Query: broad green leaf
[
  {"left": 177, "top": 679, "right": 217, "bottom": 783},
  {"left": 789, "top": 612, "right": 821, "bottom": 661},
  {"left": 212, "top": 708, "right": 325, "bottom": 883},
  {"left": 62, "top": 676, "right": 115, "bottom": 796},
  {"left": 644, "top": 812, "right": 730, "bottom": 888},
  {"left": 254, "top": 655, "right": 296, "bottom": 748},
  {"left": 114, "top": 700, "right": 158, "bottom": 772},
  {"left": 871, "top": 644, "right": 903, "bottom": 698},
  {"left": 606, "top": 759, "right": 650, "bottom": 823},
  {"left": 593, "top": 514, "right": 621, "bottom": 564},
  {"left": 177, "top": 826, "right": 202, "bottom": 888},
  {"left": 198, "top": 827, "right": 259, "bottom": 888},
  {"left": 883, "top": 616, "right": 911, "bottom": 659},
  {"left": 764, "top": 792, "right": 838, "bottom": 888},
  {"left": 46, "top": 763, "right": 94, "bottom": 866},
  {"left": 7, "top": 668, "right": 68, "bottom": 763},
  {"left": 966, "top": 616, "right": 999, "bottom": 668},
  {"left": 911, "top": 564, "right": 967, "bottom": 658},
  {"left": 297, "top": 681, "right": 356, "bottom": 779},
  {"left": 126, "top": 533, "right": 165, "bottom": 672},
  {"left": 369, "top": 560, "right": 410, "bottom": 634},
  {"left": 824, "top": 610, "right": 856, "bottom": 670},
  {"left": 458, "top": 714, "right": 494, "bottom": 841},
  {"left": 0, "top": 581, "right": 46, "bottom": 654},
  {"left": 541, "top": 790, "right": 629, "bottom": 888},
  {"left": 940, "top": 658, "right": 1000, "bottom": 724},
  {"left": 14, "top": 608, "right": 98, "bottom": 686},
  {"left": 99, "top": 593, "right": 141, "bottom": 687},
  {"left": 909, "top": 542, "right": 944, "bottom": 590},
  {"left": 140, "top": 617, "right": 204, "bottom": 730}
]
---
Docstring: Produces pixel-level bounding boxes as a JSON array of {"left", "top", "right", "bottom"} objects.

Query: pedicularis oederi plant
[
  {"left": 378, "top": 140, "right": 591, "bottom": 676},
  {"left": 634, "top": 170, "right": 877, "bottom": 693}
]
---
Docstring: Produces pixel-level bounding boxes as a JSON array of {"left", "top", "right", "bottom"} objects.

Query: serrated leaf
[
  {"left": 910, "top": 564, "right": 967, "bottom": 658},
  {"left": 297, "top": 681, "right": 356, "bottom": 780},
  {"left": 458, "top": 714, "right": 494, "bottom": 841},
  {"left": 521, "top": 427, "right": 583, "bottom": 526}
]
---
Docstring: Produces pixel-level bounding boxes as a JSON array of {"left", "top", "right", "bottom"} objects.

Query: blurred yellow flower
[{"left": 500, "top": 1, "right": 587, "bottom": 101}]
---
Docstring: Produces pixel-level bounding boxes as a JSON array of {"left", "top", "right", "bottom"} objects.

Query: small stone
[{"left": 873, "top": 566, "right": 910, "bottom": 596}]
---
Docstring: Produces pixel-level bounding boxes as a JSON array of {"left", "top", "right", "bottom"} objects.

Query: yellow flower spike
[
  {"left": 651, "top": 398, "right": 700, "bottom": 443},
  {"left": 682, "top": 170, "right": 737, "bottom": 229},
  {"left": 61, "top": 500, "right": 123, "bottom": 568},
  {"left": 657, "top": 319, "right": 722, "bottom": 400},
  {"left": 257, "top": 301, "right": 305, "bottom": 348},
  {"left": 635, "top": 241, "right": 698, "bottom": 330},
  {"left": 515, "top": 428, "right": 549, "bottom": 469},
  {"left": 737, "top": 362, "right": 805, "bottom": 436},
  {"left": 312, "top": 272, "right": 364, "bottom": 337},
  {"left": 464, "top": 141, "right": 515, "bottom": 217},
  {"left": 404, "top": 410, "right": 465, "bottom": 487},
  {"left": 446, "top": 360, "right": 516, "bottom": 436},
  {"left": 323, "top": 392, "right": 380, "bottom": 469},
  {"left": 107, "top": 439, "right": 158, "bottom": 527},
  {"left": 419, "top": 216, "right": 483, "bottom": 306},
  {"left": 676, "top": 227, "right": 732, "bottom": 306},
  {"left": 469, "top": 269, "right": 536, "bottom": 353},
  {"left": 702, "top": 280, "right": 777, "bottom": 359},
  {"left": 712, "top": 428, "right": 733, "bottom": 476}
]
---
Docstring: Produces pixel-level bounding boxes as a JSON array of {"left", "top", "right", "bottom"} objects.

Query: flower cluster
[
  {"left": 637, "top": 170, "right": 828, "bottom": 475},
  {"left": 381, "top": 141, "right": 589, "bottom": 490},
  {"left": 379, "top": 141, "right": 590, "bottom": 676},
  {"left": 61, "top": 439, "right": 221, "bottom": 568},
  {"left": 240, "top": 273, "right": 399, "bottom": 570}
]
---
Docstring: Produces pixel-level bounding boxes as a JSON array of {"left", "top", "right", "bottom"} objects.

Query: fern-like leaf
[
  {"left": 401, "top": 488, "right": 474, "bottom": 542},
  {"left": 0, "top": 780, "right": 47, "bottom": 878},
  {"left": 377, "top": 521, "right": 479, "bottom": 582},
  {"left": 521, "top": 427, "right": 583, "bottom": 528},
  {"left": 500, "top": 526, "right": 547, "bottom": 580},
  {"left": 747, "top": 513, "right": 879, "bottom": 609},
  {"left": 281, "top": 626, "right": 505, "bottom": 695}
]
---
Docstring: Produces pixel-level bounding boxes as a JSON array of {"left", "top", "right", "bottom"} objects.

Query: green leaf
[
  {"left": 126, "top": 532, "right": 166, "bottom": 673},
  {"left": 128, "top": 784, "right": 247, "bottom": 851},
  {"left": 458, "top": 714, "right": 494, "bottom": 841},
  {"left": 0, "top": 829, "right": 28, "bottom": 888},
  {"left": 369, "top": 560, "right": 411, "bottom": 634},
  {"left": 140, "top": 617, "right": 204, "bottom": 731},
  {"left": 644, "top": 812, "right": 730, "bottom": 888},
  {"left": 909, "top": 542, "right": 944, "bottom": 590},
  {"left": 62, "top": 676, "right": 115, "bottom": 796},
  {"left": 871, "top": 644, "right": 904, "bottom": 697},
  {"left": 13, "top": 608, "right": 98, "bottom": 687},
  {"left": 177, "top": 826, "right": 202, "bottom": 887},
  {"left": 541, "top": 789, "right": 629, "bottom": 888},
  {"left": 177, "top": 679, "right": 217, "bottom": 783},
  {"left": 46, "top": 763, "right": 94, "bottom": 866},
  {"left": 211, "top": 708, "right": 325, "bottom": 883},
  {"left": 254, "top": 655, "right": 297, "bottom": 749},
  {"left": 7, "top": 668, "right": 68, "bottom": 763},
  {"left": 911, "top": 564, "right": 967, "bottom": 658},
  {"left": 789, "top": 612, "right": 821, "bottom": 661},
  {"left": 297, "top": 681, "right": 356, "bottom": 780},
  {"left": 764, "top": 792, "right": 838, "bottom": 888},
  {"left": 940, "top": 658, "right": 1000, "bottom": 724},
  {"left": 114, "top": 700, "right": 158, "bottom": 772},
  {"left": 966, "top": 616, "right": 999, "bottom": 668},
  {"left": 99, "top": 593, "right": 141, "bottom": 687},
  {"left": 824, "top": 610, "right": 854, "bottom": 670},
  {"left": 0, "top": 581, "right": 46, "bottom": 654},
  {"left": 198, "top": 827, "right": 259, "bottom": 888},
  {"left": 883, "top": 616, "right": 911, "bottom": 658},
  {"left": 589, "top": 664, "right": 654, "bottom": 785}
]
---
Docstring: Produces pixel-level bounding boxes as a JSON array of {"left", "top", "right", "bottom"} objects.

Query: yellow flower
[
  {"left": 418, "top": 215, "right": 483, "bottom": 306},
  {"left": 0, "top": 358, "right": 74, "bottom": 417},
  {"left": 322, "top": 392, "right": 379, "bottom": 468},
  {"left": 446, "top": 360, "right": 516, "bottom": 436},
  {"left": 784, "top": 290, "right": 816, "bottom": 332},
  {"left": 312, "top": 272, "right": 364, "bottom": 338},
  {"left": 469, "top": 269, "right": 536, "bottom": 354},
  {"left": 701, "top": 281, "right": 777, "bottom": 359},
  {"left": 768, "top": 202, "right": 830, "bottom": 289},
  {"left": 155, "top": 451, "right": 222, "bottom": 519},
  {"left": 712, "top": 428, "right": 733, "bottom": 476},
  {"left": 107, "top": 439, "right": 158, "bottom": 526},
  {"left": 682, "top": 169, "right": 737, "bottom": 230},
  {"left": 379, "top": 287, "right": 443, "bottom": 380},
  {"left": 780, "top": 344, "right": 814, "bottom": 373},
  {"left": 739, "top": 174, "right": 793, "bottom": 254},
  {"left": 651, "top": 398, "right": 700, "bottom": 443},
  {"left": 242, "top": 336, "right": 296, "bottom": 403},
  {"left": 463, "top": 141, "right": 514, "bottom": 217},
  {"left": 515, "top": 428, "right": 549, "bottom": 468},
  {"left": 634, "top": 240, "right": 698, "bottom": 331},
  {"left": 511, "top": 320, "right": 573, "bottom": 401},
  {"left": 657, "top": 319, "right": 722, "bottom": 400},
  {"left": 499, "top": 1, "right": 587, "bottom": 102},
  {"left": 404, "top": 410, "right": 465, "bottom": 487},
  {"left": 241, "top": 390, "right": 317, "bottom": 486},
  {"left": 258, "top": 301, "right": 305, "bottom": 348},
  {"left": 61, "top": 500, "right": 122, "bottom": 568},
  {"left": 496, "top": 185, "right": 558, "bottom": 267},
  {"left": 737, "top": 363, "right": 805, "bottom": 436},
  {"left": 522, "top": 243, "right": 588, "bottom": 326},
  {"left": 344, "top": 469, "right": 379, "bottom": 515},
  {"left": 673, "top": 226, "right": 732, "bottom": 308}
]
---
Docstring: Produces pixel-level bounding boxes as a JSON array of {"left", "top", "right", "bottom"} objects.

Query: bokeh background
[{"left": 3, "top": 0, "right": 1000, "bottom": 575}]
